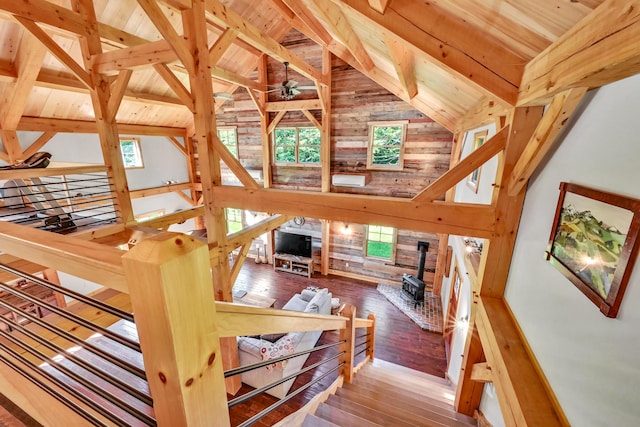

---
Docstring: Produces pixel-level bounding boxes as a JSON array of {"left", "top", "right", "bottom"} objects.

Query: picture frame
[
  {"left": 545, "top": 182, "right": 640, "bottom": 318},
  {"left": 466, "top": 130, "right": 488, "bottom": 193}
]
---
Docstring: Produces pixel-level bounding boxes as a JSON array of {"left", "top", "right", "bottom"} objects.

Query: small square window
[
  {"left": 367, "top": 122, "right": 407, "bottom": 170},
  {"left": 225, "top": 208, "right": 244, "bottom": 233},
  {"left": 273, "top": 127, "right": 321, "bottom": 165},
  {"left": 365, "top": 225, "right": 396, "bottom": 262},
  {"left": 120, "top": 138, "right": 144, "bottom": 169},
  {"left": 466, "top": 130, "right": 488, "bottom": 193}
]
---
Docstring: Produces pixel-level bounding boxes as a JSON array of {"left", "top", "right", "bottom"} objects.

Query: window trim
[
  {"left": 364, "top": 225, "right": 397, "bottom": 263},
  {"left": 366, "top": 121, "right": 408, "bottom": 171},
  {"left": 466, "top": 129, "right": 488, "bottom": 193},
  {"left": 120, "top": 138, "right": 144, "bottom": 169},
  {"left": 272, "top": 126, "right": 321, "bottom": 166},
  {"left": 218, "top": 126, "right": 239, "bottom": 159}
]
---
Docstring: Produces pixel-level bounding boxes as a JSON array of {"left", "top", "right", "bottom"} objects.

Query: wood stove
[{"left": 402, "top": 241, "right": 429, "bottom": 307}]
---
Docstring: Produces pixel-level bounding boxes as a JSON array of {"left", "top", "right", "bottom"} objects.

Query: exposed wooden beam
[
  {"left": 367, "top": 0, "right": 390, "bottom": 14},
  {"left": 279, "top": 0, "right": 333, "bottom": 46},
  {"left": 211, "top": 187, "right": 496, "bottom": 238},
  {"left": 477, "top": 298, "right": 565, "bottom": 426},
  {"left": 204, "top": 0, "right": 325, "bottom": 85},
  {"left": 14, "top": 16, "right": 92, "bottom": 89},
  {"left": 267, "top": 110, "right": 286, "bottom": 134},
  {"left": 508, "top": 88, "right": 588, "bottom": 196},
  {"left": 229, "top": 243, "right": 250, "bottom": 285},
  {"left": 384, "top": 33, "right": 417, "bottom": 99},
  {"left": 246, "top": 87, "right": 265, "bottom": 118},
  {"left": 258, "top": 55, "right": 272, "bottom": 189},
  {"left": 0, "top": 131, "right": 22, "bottom": 163},
  {"left": 23, "top": 131, "right": 57, "bottom": 158},
  {"left": 519, "top": 0, "right": 640, "bottom": 106},
  {"left": 91, "top": 40, "right": 178, "bottom": 74},
  {"left": 265, "top": 99, "right": 322, "bottom": 112},
  {"left": 0, "top": 0, "right": 86, "bottom": 35},
  {"left": 136, "top": 206, "right": 205, "bottom": 230},
  {"left": 208, "top": 28, "right": 238, "bottom": 65},
  {"left": 167, "top": 136, "right": 187, "bottom": 156},
  {"left": 211, "top": 66, "right": 262, "bottom": 91},
  {"left": 301, "top": 109, "right": 321, "bottom": 129},
  {"left": 220, "top": 214, "right": 291, "bottom": 255},
  {"left": 310, "top": 0, "right": 374, "bottom": 71},
  {"left": 136, "top": 0, "right": 195, "bottom": 75},
  {"left": 160, "top": 0, "right": 193, "bottom": 10},
  {"left": 470, "top": 362, "right": 493, "bottom": 383},
  {"left": 456, "top": 96, "right": 510, "bottom": 134},
  {"left": 335, "top": 0, "right": 522, "bottom": 105},
  {"left": 213, "top": 135, "right": 260, "bottom": 189},
  {"left": 0, "top": 32, "right": 47, "bottom": 129},
  {"left": 107, "top": 69, "right": 133, "bottom": 120},
  {"left": 130, "top": 183, "right": 193, "bottom": 199},
  {"left": 321, "top": 47, "right": 332, "bottom": 192},
  {"left": 18, "top": 117, "right": 186, "bottom": 136},
  {"left": 153, "top": 63, "right": 195, "bottom": 112},
  {"left": 414, "top": 126, "right": 509, "bottom": 203}
]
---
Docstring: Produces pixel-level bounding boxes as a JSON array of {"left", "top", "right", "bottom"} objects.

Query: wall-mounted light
[
  {"left": 463, "top": 237, "right": 483, "bottom": 255},
  {"left": 342, "top": 223, "right": 351, "bottom": 235}
]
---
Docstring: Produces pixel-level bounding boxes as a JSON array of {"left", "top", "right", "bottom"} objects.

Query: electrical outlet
[{"left": 345, "top": 262, "right": 349, "bottom": 268}]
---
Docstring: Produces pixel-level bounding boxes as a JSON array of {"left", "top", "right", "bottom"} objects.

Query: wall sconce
[
  {"left": 463, "top": 237, "right": 483, "bottom": 255},
  {"left": 342, "top": 223, "right": 351, "bottom": 235}
]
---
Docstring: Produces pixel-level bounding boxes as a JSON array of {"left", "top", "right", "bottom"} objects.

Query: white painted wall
[
  {"left": 502, "top": 74, "right": 640, "bottom": 426},
  {"left": 454, "top": 122, "right": 498, "bottom": 205}
]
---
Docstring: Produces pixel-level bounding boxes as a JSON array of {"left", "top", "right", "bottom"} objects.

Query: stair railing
[{"left": 0, "top": 224, "right": 376, "bottom": 426}]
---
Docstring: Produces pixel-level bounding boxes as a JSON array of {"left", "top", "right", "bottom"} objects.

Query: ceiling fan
[
  {"left": 268, "top": 62, "right": 317, "bottom": 100},
  {"left": 213, "top": 92, "right": 234, "bottom": 102}
]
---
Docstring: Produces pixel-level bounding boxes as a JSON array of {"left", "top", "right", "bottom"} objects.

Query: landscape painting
[{"left": 547, "top": 182, "right": 640, "bottom": 318}]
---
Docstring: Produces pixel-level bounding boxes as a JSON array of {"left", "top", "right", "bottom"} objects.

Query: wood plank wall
[{"left": 212, "top": 30, "right": 453, "bottom": 287}]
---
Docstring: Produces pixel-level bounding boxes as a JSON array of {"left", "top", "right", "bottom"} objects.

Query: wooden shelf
[{"left": 273, "top": 253, "right": 313, "bottom": 278}]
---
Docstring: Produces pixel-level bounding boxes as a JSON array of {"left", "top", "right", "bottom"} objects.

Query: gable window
[
  {"left": 273, "top": 127, "right": 321, "bottom": 164},
  {"left": 120, "top": 138, "right": 144, "bottom": 169},
  {"left": 365, "top": 225, "right": 396, "bottom": 262},
  {"left": 367, "top": 122, "right": 407, "bottom": 170},
  {"left": 225, "top": 208, "right": 243, "bottom": 233},
  {"left": 218, "top": 127, "right": 238, "bottom": 158},
  {"left": 466, "top": 129, "right": 488, "bottom": 193}
]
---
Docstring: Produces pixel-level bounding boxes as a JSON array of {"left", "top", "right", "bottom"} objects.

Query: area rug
[{"left": 377, "top": 282, "right": 443, "bottom": 334}]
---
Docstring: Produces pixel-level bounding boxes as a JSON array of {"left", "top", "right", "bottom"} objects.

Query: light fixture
[
  {"left": 342, "top": 223, "right": 351, "bottom": 235},
  {"left": 463, "top": 237, "right": 483, "bottom": 255}
]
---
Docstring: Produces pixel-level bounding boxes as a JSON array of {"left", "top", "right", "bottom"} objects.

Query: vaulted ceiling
[{"left": 0, "top": 0, "right": 627, "bottom": 136}]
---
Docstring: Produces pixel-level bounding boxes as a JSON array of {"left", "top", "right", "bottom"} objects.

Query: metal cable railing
[
  {"left": 0, "top": 173, "right": 121, "bottom": 233},
  {"left": 0, "top": 268, "right": 155, "bottom": 426}
]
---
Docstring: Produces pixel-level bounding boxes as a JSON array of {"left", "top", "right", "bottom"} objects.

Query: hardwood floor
[{"left": 229, "top": 262, "right": 447, "bottom": 427}]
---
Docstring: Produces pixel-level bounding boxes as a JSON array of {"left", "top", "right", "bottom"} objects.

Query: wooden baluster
[
  {"left": 122, "top": 232, "right": 229, "bottom": 426},
  {"left": 339, "top": 304, "right": 356, "bottom": 383},
  {"left": 366, "top": 313, "right": 376, "bottom": 361}
]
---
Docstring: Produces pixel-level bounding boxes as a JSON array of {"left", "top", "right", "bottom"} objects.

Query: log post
[
  {"left": 339, "top": 304, "right": 356, "bottom": 383},
  {"left": 122, "top": 232, "right": 229, "bottom": 426}
]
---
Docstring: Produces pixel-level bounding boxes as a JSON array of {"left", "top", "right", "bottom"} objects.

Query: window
[
  {"left": 273, "top": 127, "right": 321, "bottom": 164},
  {"left": 225, "top": 208, "right": 243, "bottom": 233},
  {"left": 134, "top": 209, "right": 165, "bottom": 223},
  {"left": 218, "top": 127, "right": 238, "bottom": 158},
  {"left": 466, "top": 129, "right": 488, "bottom": 193},
  {"left": 365, "top": 225, "right": 396, "bottom": 262},
  {"left": 367, "top": 122, "right": 407, "bottom": 170},
  {"left": 120, "top": 138, "right": 144, "bottom": 168}
]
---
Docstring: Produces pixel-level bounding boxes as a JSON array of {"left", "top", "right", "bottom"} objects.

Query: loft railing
[
  {"left": 0, "top": 165, "right": 120, "bottom": 234},
  {"left": 0, "top": 221, "right": 376, "bottom": 426}
]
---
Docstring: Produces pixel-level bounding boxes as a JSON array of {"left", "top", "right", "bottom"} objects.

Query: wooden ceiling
[{"left": 0, "top": 0, "right": 615, "bottom": 134}]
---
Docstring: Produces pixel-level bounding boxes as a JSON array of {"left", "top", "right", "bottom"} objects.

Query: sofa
[{"left": 237, "top": 288, "right": 332, "bottom": 398}]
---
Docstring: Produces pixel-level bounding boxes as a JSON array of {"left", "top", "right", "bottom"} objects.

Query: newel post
[
  {"left": 366, "top": 313, "right": 376, "bottom": 361},
  {"left": 122, "top": 232, "right": 230, "bottom": 426},
  {"left": 339, "top": 304, "right": 356, "bottom": 383}
]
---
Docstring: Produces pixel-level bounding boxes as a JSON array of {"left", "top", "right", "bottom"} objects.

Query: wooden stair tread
[
  {"left": 337, "top": 384, "right": 475, "bottom": 426},
  {"left": 326, "top": 394, "right": 417, "bottom": 427},
  {"left": 361, "top": 363, "right": 454, "bottom": 392},
  {"left": 358, "top": 366, "right": 455, "bottom": 403},
  {"left": 353, "top": 375, "right": 456, "bottom": 409},
  {"left": 369, "top": 359, "right": 451, "bottom": 386},
  {"left": 302, "top": 414, "right": 340, "bottom": 427},
  {"left": 315, "top": 402, "right": 383, "bottom": 427}
]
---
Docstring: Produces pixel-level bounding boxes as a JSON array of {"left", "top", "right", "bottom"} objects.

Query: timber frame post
[
  {"left": 338, "top": 304, "right": 356, "bottom": 383},
  {"left": 122, "top": 232, "right": 229, "bottom": 426}
]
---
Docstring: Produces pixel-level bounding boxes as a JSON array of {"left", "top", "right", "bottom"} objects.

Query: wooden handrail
[
  {"left": 0, "top": 163, "right": 107, "bottom": 180},
  {"left": 354, "top": 318, "right": 374, "bottom": 328},
  {"left": 0, "top": 222, "right": 126, "bottom": 292}
]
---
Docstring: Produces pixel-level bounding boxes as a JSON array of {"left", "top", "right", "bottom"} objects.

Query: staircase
[{"left": 303, "top": 359, "right": 477, "bottom": 427}]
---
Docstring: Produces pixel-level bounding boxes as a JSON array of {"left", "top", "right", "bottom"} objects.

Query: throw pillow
[
  {"left": 300, "top": 289, "right": 317, "bottom": 302},
  {"left": 260, "top": 336, "right": 295, "bottom": 371},
  {"left": 260, "top": 333, "right": 286, "bottom": 343}
]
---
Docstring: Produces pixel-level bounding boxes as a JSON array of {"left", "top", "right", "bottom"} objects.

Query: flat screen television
[{"left": 274, "top": 230, "right": 312, "bottom": 258}]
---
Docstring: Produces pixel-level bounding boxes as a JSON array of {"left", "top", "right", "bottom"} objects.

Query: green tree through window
[
  {"left": 274, "top": 127, "right": 320, "bottom": 164},
  {"left": 218, "top": 128, "right": 238, "bottom": 158},
  {"left": 225, "top": 208, "right": 243, "bottom": 233},
  {"left": 366, "top": 225, "right": 396, "bottom": 261},
  {"left": 368, "top": 123, "right": 406, "bottom": 170},
  {"left": 120, "top": 138, "right": 144, "bottom": 168}
]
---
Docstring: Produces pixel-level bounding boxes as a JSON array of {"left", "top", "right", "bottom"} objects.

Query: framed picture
[
  {"left": 546, "top": 182, "right": 640, "bottom": 318},
  {"left": 466, "top": 130, "right": 488, "bottom": 193}
]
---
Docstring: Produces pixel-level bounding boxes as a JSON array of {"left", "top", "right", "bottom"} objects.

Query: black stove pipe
[{"left": 416, "top": 241, "right": 429, "bottom": 281}]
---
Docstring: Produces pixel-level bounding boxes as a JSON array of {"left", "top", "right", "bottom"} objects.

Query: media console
[{"left": 273, "top": 253, "right": 313, "bottom": 278}]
